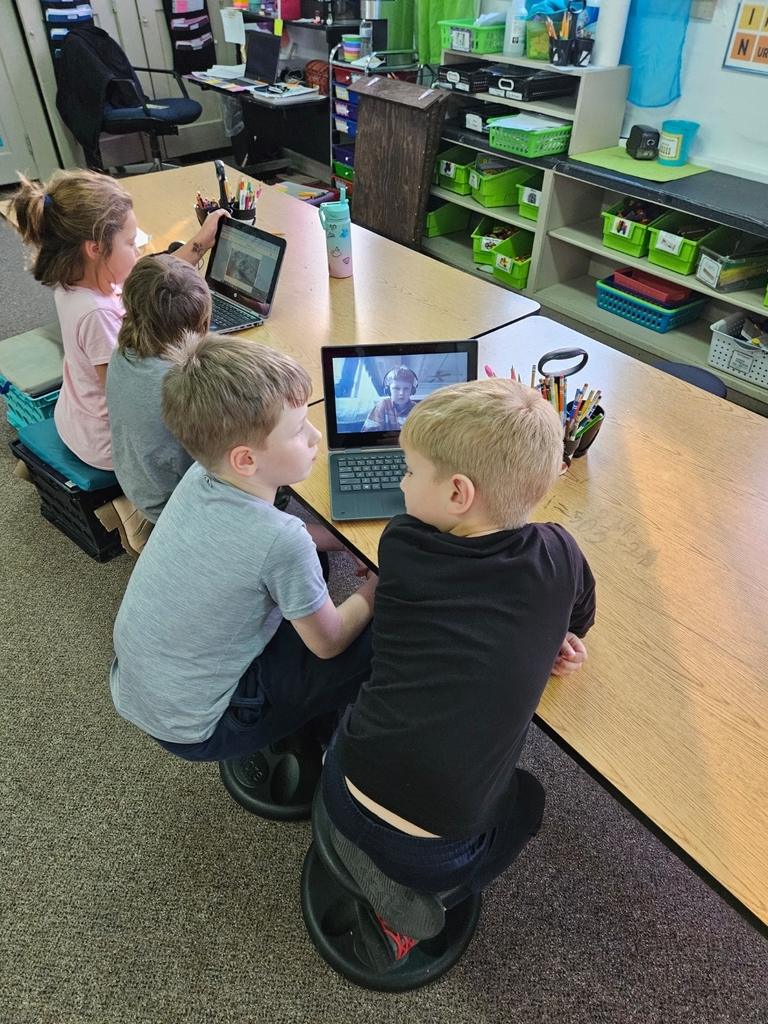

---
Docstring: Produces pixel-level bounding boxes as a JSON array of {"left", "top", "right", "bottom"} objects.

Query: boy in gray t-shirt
[{"left": 110, "top": 335, "right": 376, "bottom": 761}]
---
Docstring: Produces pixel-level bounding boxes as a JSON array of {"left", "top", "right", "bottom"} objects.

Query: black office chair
[
  {"left": 55, "top": 24, "right": 202, "bottom": 172},
  {"left": 652, "top": 361, "right": 728, "bottom": 398}
]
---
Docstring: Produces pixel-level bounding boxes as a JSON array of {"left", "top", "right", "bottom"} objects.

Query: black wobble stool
[
  {"left": 219, "top": 731, "right": 323, "bottom": 821},
  {"left": 300, "top": 789, "right": 482, "bottom": 991}
]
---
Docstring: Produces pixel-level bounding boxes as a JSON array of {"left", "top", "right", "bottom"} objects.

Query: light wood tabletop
[
  {"left": 121, "top": 164, "right": 539, "bottom": 392},
  {"left": 291, "top": 316, "right": 768, "bottom": 931}
]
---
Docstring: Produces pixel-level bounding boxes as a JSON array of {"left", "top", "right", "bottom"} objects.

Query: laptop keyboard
[
  {"left": 336, "top": 451, "right": 407, "bottom": 492},
  {"left": 210, "top": 294, "right": 262, "bottom": 331}
]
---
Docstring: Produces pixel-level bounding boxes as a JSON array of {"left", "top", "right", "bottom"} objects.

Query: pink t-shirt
[{"left": 53, "top": 285, "right": 124, "bottom": 470}]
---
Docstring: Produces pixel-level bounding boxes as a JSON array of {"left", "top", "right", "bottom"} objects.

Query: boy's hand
[
  {"left": 552, "top": 632, "right": 588, "bottom": 677},
  {"left": 347, "top": 551, "right": 375, "bottom": 579}
]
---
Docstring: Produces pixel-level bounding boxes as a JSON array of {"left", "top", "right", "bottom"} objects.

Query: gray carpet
[{"left": 1, "top": 214, "right": 767, "bottom": 1024}]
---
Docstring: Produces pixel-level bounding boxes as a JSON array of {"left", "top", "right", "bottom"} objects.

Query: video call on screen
[{"left": 332, "top": 352, "right": 469, "bottom": 435}]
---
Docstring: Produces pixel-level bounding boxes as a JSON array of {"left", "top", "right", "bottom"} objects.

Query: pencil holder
[
  {"left": 562, "top": 435, "right": 580, "bottom": 471},
  {"left": 194, "top": 202, "right": 221, "bottom": 226},
  {"left": 571, "top": 37, "right": 593, "bottom": 66},
  {"left": 549, "top": 38, "right": 572, "bottom": 65},
  {"left": 573, "top": 404, "right": 604, "bottom": 456},
  {"left": 229, "top": 205, "right": 256, "bottom": 225}
]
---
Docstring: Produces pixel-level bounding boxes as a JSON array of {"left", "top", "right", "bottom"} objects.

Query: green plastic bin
[
  {"left": 601, "top": 201, "right": 666, "bottom": 259},
  {"left": 517, "top": 173, "right": 545, "bottom": 221},
  {"left": 471, "top": 218, "right": 519, "bottom": 265},
  {"left": 647, "top": 211, "right": 718, "bottom": 276},
  {"left": 435, "top": 146, "right": 477, "bottom": 195},
  {"left": 423, "top": 200, "right": 471, "bottom": 238},
  {"left": 439, "top": 19, "right": 506, "bottom": 54},
  {"left": 489, "top": 120, "right": 572, "bottom": 159},
  {"left": 491, "top": 229, "right": 535, "bottom": 289},
  {"left": 469, "top": 162, "right": 536, "bottom": 209},
  {"left": 526, "top": 17, "right": 562, "bottom": 59},
  {"left": 333, "top": 160, "right": 354, "bottom": 183}
]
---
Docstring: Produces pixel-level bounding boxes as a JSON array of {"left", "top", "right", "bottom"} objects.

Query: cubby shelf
[{"left": 420, "top": 51, "right": 768, "bottom": 411}]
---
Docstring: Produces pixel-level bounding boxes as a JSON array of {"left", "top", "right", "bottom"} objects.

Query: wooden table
[
  {"left": 122, "top": 164, "right": 539, "bottom": 393},
  {"left": 292, "top": 316, "right": 768, "bottom": 933}
]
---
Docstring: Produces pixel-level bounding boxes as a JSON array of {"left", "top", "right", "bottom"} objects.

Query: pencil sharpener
[{"left": 626, "top": 125, "right": 660, "bottom": 161}]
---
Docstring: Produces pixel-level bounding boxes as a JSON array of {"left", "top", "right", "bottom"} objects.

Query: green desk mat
[{"left": 570, "top": 147, "right": 709, "bottom": 182}]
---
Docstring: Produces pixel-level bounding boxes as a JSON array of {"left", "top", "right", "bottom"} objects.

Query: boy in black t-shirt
[{"left": 322, "top": 377, "right": 596, "bottom": 972}]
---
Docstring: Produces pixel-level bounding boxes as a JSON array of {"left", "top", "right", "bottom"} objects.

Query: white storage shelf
[{"left": 420, "top": 52, "right": 768, "bottom": 410}]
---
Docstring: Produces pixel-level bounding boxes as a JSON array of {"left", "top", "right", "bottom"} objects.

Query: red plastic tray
[{"left": 613, "top": 267, "right": 692, "bottom": 305}]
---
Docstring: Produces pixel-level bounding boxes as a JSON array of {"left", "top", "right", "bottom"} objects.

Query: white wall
[{"left": 623, "top": 0, "right": 768, "bottom": 183}]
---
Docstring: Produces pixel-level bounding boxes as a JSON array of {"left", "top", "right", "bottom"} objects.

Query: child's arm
[
  {"left": 551, "top": 632, "right": 588, "bottom": 677},
  {"left": 94, "top": 364, "right": 109, "bottom": 387},
  {"left": 291, "top": 573, "right": 377, "bottom": 660},
  {"left": 172, "top": 209, "right": 230, "bottom": 266}
]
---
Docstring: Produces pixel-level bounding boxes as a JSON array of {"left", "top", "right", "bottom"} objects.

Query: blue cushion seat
[
  {"left": 17, "top": 418, "right": 118, "bottom": 492},
  {"left": 652, "top": 361, "right": 728, "bottom": 398},
  {"left": 103, "top": 97, "right": 202, "bottom": 129}
]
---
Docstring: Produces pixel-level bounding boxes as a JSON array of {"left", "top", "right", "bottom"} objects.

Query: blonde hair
[
  {"left": 161, "top": 334, "right": 312, "bottom": 468},
  {"left": 12, "top": 170, "right": 133, "bottom": 289},
  {"left": 118, "top": 255, "right": 211, "bottom": 359},
  {"left": 400, "top": 378, "right": 563, "bottom": 529}
]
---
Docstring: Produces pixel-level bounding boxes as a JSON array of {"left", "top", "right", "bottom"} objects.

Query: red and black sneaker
[{"left": 354, "top": 904, "right": 419, "bottom": 971}]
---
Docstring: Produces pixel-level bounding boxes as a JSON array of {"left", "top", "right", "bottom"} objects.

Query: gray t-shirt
[
  {"left": 106, "top": 350, "right": 194, "bottom": 522},
  {"left": 110, "top": 463, "right": 328, "bottom": 743}
]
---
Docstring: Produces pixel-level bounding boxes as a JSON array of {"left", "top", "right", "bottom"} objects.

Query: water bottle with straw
[{"left": 318, "top": 185, "right": 353, "bottom": 278}]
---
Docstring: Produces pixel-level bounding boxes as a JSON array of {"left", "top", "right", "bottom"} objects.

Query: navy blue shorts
[
  {"left": 322, "top": 736, "right": 545, "bottom": 903},
  {"left": 155, "top": 619, "right": 373, "bottom": 762}
]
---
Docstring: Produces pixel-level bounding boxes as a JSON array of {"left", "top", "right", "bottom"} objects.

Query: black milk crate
[
  {"left": 11, "top": 438, "right": 123, "bottom": 562},
  {"left": 437, "top": 62, "right": 495, "bottom": 93},
  {"left": 465, "top": 103, "right": 515, "bottom": 133},
  {"left": 487, "top": 66, "right": 578, "bottom": 102}
]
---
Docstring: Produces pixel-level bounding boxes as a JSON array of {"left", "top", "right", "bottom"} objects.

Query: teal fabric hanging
[{"left": 620, "top": 0, "right": 693, "bottom": 107}]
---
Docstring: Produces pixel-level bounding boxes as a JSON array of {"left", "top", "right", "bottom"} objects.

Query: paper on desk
[
  {"left": 348, "top": 55, "right": 384, "bottom": 69},
  {"left": 221, "top": 8, "right": 245, "bottom": 46},
  {"left": 136, "top": 228, "right": 151, "bottom": 248},
  {"left": 190, "top": 64, "right": 245, "bottom": 81}
]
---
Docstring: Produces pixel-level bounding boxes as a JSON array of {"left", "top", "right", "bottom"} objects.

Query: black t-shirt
[{"left": 335, "top": 515, "right": 596, "bottom": 839}]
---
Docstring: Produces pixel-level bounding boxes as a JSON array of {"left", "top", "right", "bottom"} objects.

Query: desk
[
  {"left": 187, "top": 75, "right": 328, "bottom": 168},
  {"left": 291, "top": 316, "right": 768, "bottom": 932},
  {"left": 122, "top": 164, "right": 539, "bottom": 393}
]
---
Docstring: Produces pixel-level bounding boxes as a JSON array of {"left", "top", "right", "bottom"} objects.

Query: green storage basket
[
  {"left": 471, "top": 218, "right": 519, "bottom": 265},
  {"left": 469, "top": 163, "right": 536, "bottom": 209},
  {"left": 491, "top": 229, "right": 535, "bottom": 289},
  {"left": 435, "top": 145, "right": 477, "bottom": 195},
  {"left": 517, "top": 174, "right": 545, "bottom": 221},
  {"left": 489, "top": 121, "right": 572, "bottom": 159},
  {"left": 601, "top": 201, "right": 666, "bottom": 259},
  {"left": 424, "top": 200, "right": 471, "bottom": 238},
  {"left": 333, "top": 160, "right": 354, "bottom": 182},
  {"left": 647, "top": 211, "right": 718, "bottom": 276},
  {"left": 439, "top": 19, "right": 506, "bottom": 54}
]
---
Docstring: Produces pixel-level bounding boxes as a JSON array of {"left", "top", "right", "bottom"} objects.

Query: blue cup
[{"left": 657, "top": 120, "right": 699, "bottom": 166}]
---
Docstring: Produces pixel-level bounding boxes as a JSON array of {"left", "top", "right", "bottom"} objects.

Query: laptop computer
[
  {"left": 233, "top": 30, "right": 282, "bottom": 88},
  {"left": 321, "top": 340, "right": 479, "bottom": 521},
  {"left": 206, "top": 217, "right": 287, "bottom": 334}
]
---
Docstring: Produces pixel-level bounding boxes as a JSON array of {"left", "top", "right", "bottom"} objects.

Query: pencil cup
[
  {"left": 571, "top": 37, "right": 594, "bottom": 66},
  {"left": 658, "top": 120, "right": 700, "bottom": 166},
  {"left": 195, "top": 202, "right": 221, "bottom": 226},
  {"left": 229, "top": 205, "right": 256, "bottom": 225},
  {"left": 549, "top": 38, "right": 572, "bottom": 66},
  {"left": 572, "top": 403, "right": 605, "bottom": 458},
  {"left": 562, "top": 436, "right": 580, "bottom": 472}
]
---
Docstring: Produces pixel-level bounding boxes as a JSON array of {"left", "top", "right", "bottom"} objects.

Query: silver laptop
[
  {"left": 206, "top": 217, "right": 287, "bottom": 334},
  {"left": 321, "top": 341, "right": 479, "bottom": 521},
  {"left": 233, "top": 30, "right": 281, "bottom": 88}
]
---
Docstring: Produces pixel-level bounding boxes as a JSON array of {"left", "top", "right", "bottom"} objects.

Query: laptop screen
[
  {"left": 244, "top": 29, "right": 281, "bottom": 83},
  {"left": 207, "top": 218, "right": 286, "bottom": 318},
  {"left": 322, "top": 341, "right": 478, "bottom": 450}
]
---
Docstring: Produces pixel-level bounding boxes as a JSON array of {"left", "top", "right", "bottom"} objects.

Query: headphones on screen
[{"left": 382, "top": 366, "right": 419, "bottom": 396}]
